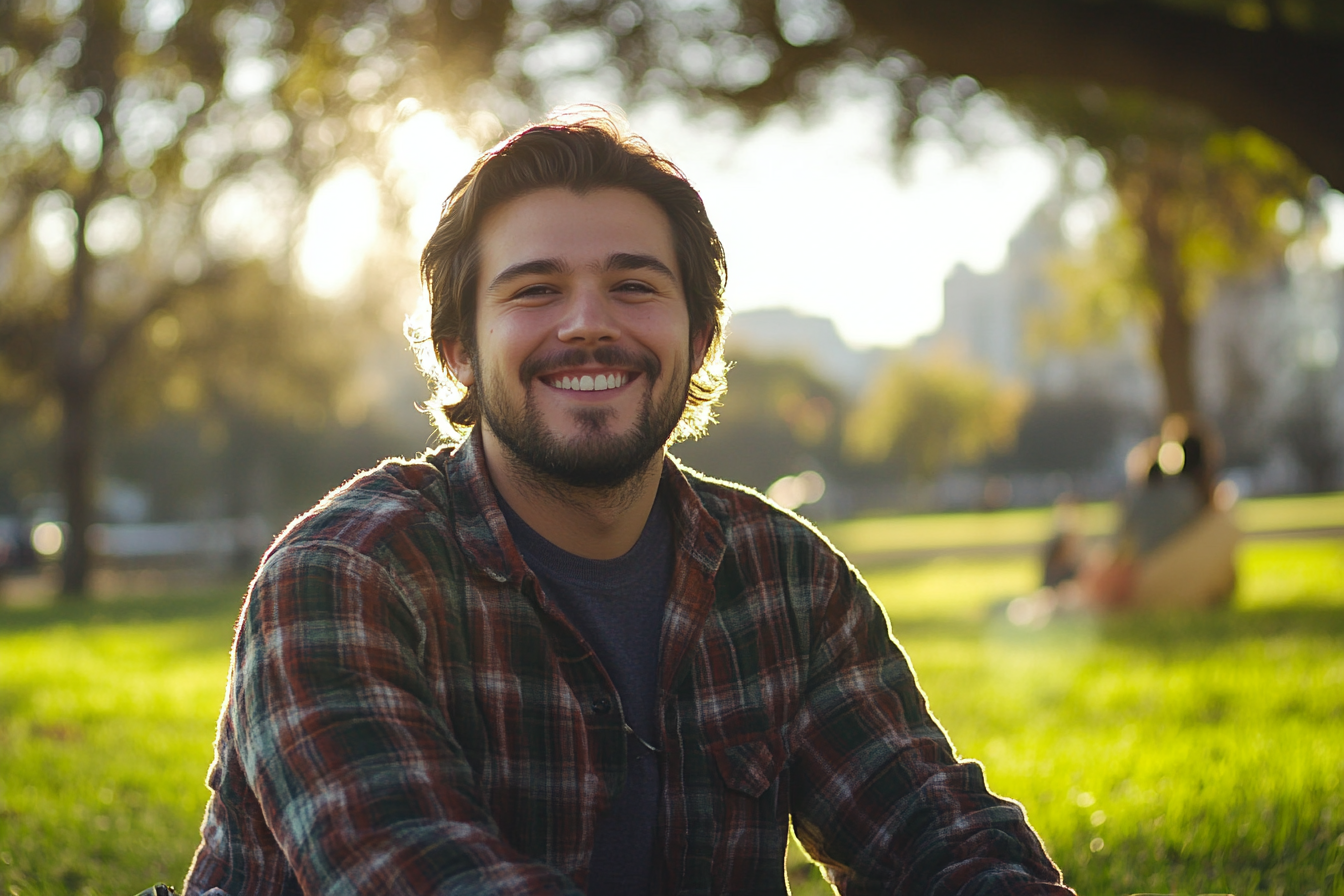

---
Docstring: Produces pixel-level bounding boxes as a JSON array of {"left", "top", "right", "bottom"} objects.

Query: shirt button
[{"left": 590, "top": 697, "right": 612, "bottom": 715}]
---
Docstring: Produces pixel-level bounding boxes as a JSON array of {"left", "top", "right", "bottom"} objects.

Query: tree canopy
[
  {"left": 509, "top": 0, "right": 1344, "bottom": 186},
  {"left": 0, "top": 0, "right": 509, "bottom": 594}
]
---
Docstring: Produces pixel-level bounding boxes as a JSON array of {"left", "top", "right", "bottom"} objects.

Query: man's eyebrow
[
  {"left": 607, "top": 253, "right": 678, "bottom": 282},
  {"left": 486, "top": 253, "right": 678, "bottom": 293},
  {"left": 486, "top": 258, "right": 567, "bottom": 293}
]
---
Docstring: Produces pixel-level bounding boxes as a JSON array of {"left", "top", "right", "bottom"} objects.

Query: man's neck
[{"left": 478, "top": 425, "right": 664, "bottom": 560}]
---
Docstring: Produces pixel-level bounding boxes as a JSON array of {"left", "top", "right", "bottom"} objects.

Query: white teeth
[{"left": 552, "top": 373, "right": 626, "bottom": 391}]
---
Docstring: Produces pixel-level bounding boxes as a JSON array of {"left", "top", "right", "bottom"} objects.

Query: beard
[{"left": 475, "top": 343, "right": 689, "bottom": 491}]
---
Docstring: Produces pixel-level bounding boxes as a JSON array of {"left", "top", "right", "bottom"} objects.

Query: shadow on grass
[{"left": 0, "top": 586, "right": 247, "bottom": 635}]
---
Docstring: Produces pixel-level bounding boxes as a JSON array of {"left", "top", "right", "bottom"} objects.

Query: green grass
[
  {"left": 3, "top": 540, "right": 1343, "bottom": 895},
  {"left": 0, "top": 591, "right": 243, "bottom": 895},
  {"left": 820, "top": 491, "right": 1344, "bottom": 564},
  {"left": 822, "top": 504, "right": 1116, "bottom": 560},
  {"left": 787, "top": 538, "right": 1344, "bottom": 896}
]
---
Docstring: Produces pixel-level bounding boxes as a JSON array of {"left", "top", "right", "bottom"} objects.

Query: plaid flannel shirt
[{"left": 185, "top": 430, "right": 1073, "bottom": 896}]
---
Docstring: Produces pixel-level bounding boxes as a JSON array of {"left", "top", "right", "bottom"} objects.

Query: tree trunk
[
  {"left": 53, "top": 1, "right": 119, "bottom": 599},
  {"left": 1153, "top": 293, "right": 1196, "bottom": 418},
  {"left": 57, "top": 378, "right": 95, "bottom": 598},
  {"left": 1132, "top": 149, "right": 1198, "bottom": 418},
  {"left": 56, "top": 182, "right": 100, "bottom": 600}
]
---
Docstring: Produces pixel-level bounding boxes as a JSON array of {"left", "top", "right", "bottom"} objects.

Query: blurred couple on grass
[{"left": 1014, "top": 414, "right": 1239, "bottom": 628}]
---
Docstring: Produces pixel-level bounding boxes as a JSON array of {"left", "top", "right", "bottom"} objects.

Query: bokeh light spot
[
  {"left": 1157, "top": 440, "right": 1185, "bottom": 476},
  {"left": 32, "top": 521, "right": 65, "bottom": 557}
]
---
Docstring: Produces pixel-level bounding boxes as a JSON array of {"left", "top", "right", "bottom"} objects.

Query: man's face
[{"left": 445, "top": 187, "right": 707, "bottom": 490}]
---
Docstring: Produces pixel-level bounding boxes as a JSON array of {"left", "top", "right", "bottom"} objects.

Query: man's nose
[{"left": 556, "top": 284, "right": 620, "bottom": 344}]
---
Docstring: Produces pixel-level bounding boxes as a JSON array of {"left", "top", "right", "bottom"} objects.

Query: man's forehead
[{"left": 476, "top": 187, "right": 678, "bottom": 272}]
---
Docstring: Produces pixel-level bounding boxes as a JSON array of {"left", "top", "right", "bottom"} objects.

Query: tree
[
  {"left": 0, "top": 0, "right": 510, "bottom": 597},
  {"left": 841, "top": 0, "right": 1344, "bottom": 188},
  {"left": 843, "top": 354, "right": 1027, "bottom": 480},
  {"left": 1030, "top": 95, "right": 1314, "bottom": 415}
]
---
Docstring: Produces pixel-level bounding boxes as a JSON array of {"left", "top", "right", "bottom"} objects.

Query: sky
[{"left": 631, "top": 97, "right": 1059, "bottom": 349}]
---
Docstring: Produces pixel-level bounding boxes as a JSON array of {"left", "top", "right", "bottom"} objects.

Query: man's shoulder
[
  {"left": 265, "top": 448, "right": 460, "bottom": 561},
  {"left": 672, "top": 460, "right": 846, "bottom": 562}
]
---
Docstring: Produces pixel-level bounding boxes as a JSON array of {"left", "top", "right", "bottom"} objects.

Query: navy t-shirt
[{"left": 498, "top": 487, "right": 672, "bottom": 896}]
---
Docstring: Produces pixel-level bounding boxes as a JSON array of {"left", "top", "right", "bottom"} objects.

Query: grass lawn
[
  {"left": 0, "top": 590, "right": 243, "bottom": 895},
  {"left": 2, "top": 537, "right": 1343, "bottom": 894},
  {"left": 820, "top": 491, "right": 1344, "bottom": 564}
]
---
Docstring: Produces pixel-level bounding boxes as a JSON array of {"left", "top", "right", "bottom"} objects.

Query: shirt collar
[{"left": 434, "top": 427, "right": 727, "bottom": 591}]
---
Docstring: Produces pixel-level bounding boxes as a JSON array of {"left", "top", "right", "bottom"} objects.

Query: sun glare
[
  {"left": 387, "top": 110, "right": 482, "bottom": 248},
  {"left": 1321, "top": 190, "right": 1344, "bottom": 269},
  {"left": 298, "top": 165, "right": 381, "bottom": 299}
]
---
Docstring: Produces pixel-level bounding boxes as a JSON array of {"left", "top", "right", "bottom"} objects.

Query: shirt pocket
[
  {"left": 704, "top": 727, "right": 790, "bottom": 891},
  {"left": 709, "top": 729, "right": 787, "bottom": 799}
]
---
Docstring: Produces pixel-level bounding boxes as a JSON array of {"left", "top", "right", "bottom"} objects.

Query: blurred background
[
  {"left": 3, "top": 0, "right": 1342, "bottom": 600},
  {"left": 3, "top": 3, "right": 1344, "bottom": 893}
]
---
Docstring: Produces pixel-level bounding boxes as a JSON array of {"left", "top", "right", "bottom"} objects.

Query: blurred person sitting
[
  {"left": 1085, "top": 422, "right": 1238, "bottom": 612},
  {"left": 1120, "top": 430, "right": 1238, "bottom": 610},
  {"left": 1040, "top": 492, "right": 1086, "bottom": 590}
]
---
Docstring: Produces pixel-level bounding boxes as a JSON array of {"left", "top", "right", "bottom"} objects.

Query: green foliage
[
  {"left": 1040, "top": 105, "right": 1309, "bottom": 301},
  {"left": 0, "top": 0, "right": 521, "bottom": 587},
  {"left": 1038, "top": 208, "right": 1152, "bottom": 348},
  {"left": 0, "top": 0, "right": 466, "bottom": 424},
  {"left": 844, "top": 354, "right": 1028, "bottom": 479},
  {"left": 1016, "top": 83, "right": 1316, "bottom": 413}
]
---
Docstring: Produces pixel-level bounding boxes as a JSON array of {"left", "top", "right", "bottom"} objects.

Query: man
[{"left": 185, "top": 110, "right": 1073, "bottom": 895}]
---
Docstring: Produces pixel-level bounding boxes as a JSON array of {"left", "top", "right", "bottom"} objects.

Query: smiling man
[{"left": 184, "top": 111, "right": 1074, "bottom": 896}]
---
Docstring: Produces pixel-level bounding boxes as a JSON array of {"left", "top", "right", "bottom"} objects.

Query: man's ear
[
  {"left": 440, "top": 338, "right": 475, "bottom": 387},
  {"left": 690, "top": 325, "right": 712, "bottom": 375}
]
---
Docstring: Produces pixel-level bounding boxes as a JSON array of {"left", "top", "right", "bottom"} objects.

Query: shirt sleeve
[
  {"left": 787, "top": 560, "right": 1076, "bottom": 896},
  {"left": 228, "top": 539, "right": 584, "bottom": 896}
]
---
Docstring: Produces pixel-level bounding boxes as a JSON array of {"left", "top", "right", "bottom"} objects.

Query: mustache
[{"left": 519, "top": 345, "right": 661, "bottom": 383}]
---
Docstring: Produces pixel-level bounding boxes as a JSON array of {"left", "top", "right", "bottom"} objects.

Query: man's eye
[
  {"left": 514, "top": 284, "right": 558, "bottom": 299},
  {"left": 614, "top": 281, "right": 655, "bottom": 294}
]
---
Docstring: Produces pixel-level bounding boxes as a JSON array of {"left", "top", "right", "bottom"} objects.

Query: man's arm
[
  {"left": 205, "top": 539, "right": 583, "bottom": 896},
  {"left": 787, "top": 561, "right": 1074, "bottom": 896}
]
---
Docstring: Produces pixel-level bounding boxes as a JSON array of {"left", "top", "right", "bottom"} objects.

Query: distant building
[
  {"left": 929, "top": 200, "right": 1161, "bottom": 415},
  {"left": 722, "top": 306, "right": 894, "bottom": 397}
]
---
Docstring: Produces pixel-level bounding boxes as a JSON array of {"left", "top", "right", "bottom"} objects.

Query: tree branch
[{"left": 847, "top": 0, "right": 1344, "bottom": 185}]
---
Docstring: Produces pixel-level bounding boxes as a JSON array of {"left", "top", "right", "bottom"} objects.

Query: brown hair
[{"left": 414, "top": 108, "right": 729, "bottom": 444}]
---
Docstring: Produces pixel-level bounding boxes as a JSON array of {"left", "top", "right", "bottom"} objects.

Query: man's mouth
[{"left": 547, "top": 372, "right": 630, "bottom": 392}]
